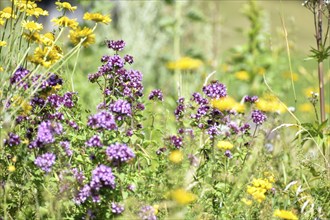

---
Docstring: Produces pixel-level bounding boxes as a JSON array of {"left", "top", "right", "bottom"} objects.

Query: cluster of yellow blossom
[
  {"left": 255, "top": 94, "right": 286, "bottom": 113},
  {"left": 169, "top": 150, "right": 183, "bottom": 164},
  {"left": 273, "top": 209, "right": 298, "bottom": 220},
  {"left": 211, "top": 96, "right": 245, "bottom": 113},
  {"left": 216, "top": 140, "right": 234, "bottom": 150},
  {"left": 11, "top": 95, "right": 32, "bottom": 116},
  {"left": 234, "top": 70, "right": 250, "bottom": 81},
  {"left": 282, "top": 71, "right": 299, "bottom": 82},
  {"left": 29, "top": 46, "right": 63, "bottom": 68},
  {"left": 166, "top": 57, "right": 203, "bottom": 71},
  {"left": 243, "top": 172, "right": 275, "bottom": 204},
  {"left": 170, "top": 188, "right": 196, "bottom": 205}
]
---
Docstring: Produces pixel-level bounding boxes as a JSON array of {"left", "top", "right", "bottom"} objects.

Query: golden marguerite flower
[
  {"left": 29, "top": 46, "right": 63, "bottom": 67},
  {"left": 83, "top": 12, "right": 111, "bottom": 24},
  {"left": 69, "top": 26, "right": 95, "bottom": 47},
  {"left": 22, "top": 20, "right": 43, "bottom": 32},
  {"left": 51, "top": 16, "right": 78, "bottom": 29},
  {"left": 0, "top": 41, "right": 7, "bottom": 47},
  {"left": 0, "top": 7, "right": 17, "bottom": 19},
  {"left": 14, "top": 0, "right": 37, "bottom": 10},
  {"left": 273, "top": 210, "right": 298, "bottom": 220},
  {"left": 0, "top": 18, "right": 5, "bottom": 25},
  {"left": 26, "top": 7, "right": 49, "bottom": 18},
  {"left": 55, "top": 1, "right": 77, "bottom": 12}
]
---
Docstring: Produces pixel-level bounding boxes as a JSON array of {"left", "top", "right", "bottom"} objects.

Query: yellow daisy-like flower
[
  {"left": 83, "top": 12, "right": 111, "bottom": 24},
  {"left": 256, "top": 94, "right": 286, "bottom": 113},
  {"left": 8, "top": 165, "right": 16, "bottom": 172},
  {"left": 234, "top": 70, "right": 250, "bottom": 81},
  {"left": 298, "top": 103, "right": 313, "bottom": 113},
  {"left": 0, "top": 18, "right": 5, "bottom": 25},
  {"left": 29, "top": 46, "right": 63, "bottom": 67},
  {"left": 166, "top": 57, "right": 203, "bottom": 71},
  {"left": 26, "top": 7, "right": 49, "bottom": 18},
  {"left": 211, "top": 97, "right": 245, "bottom": 113},
  {"left": 22, "top": 20, "right": 43, "bottom": 32},
  {"left": 23, "top": 32, "right": 41, "bottom": 43},
  {"left": 51, "top": 16, "right": 78, "bottom": 29},
  {"left": 0, "top": 7, "right": 17, "bottom": 19},
  {"left": 169, "top": 150, "right": 183, "bottom": 164},
  {"left": 273, "top": 210, "right": 298, "bottom": 220},
  {"left": 171, "top": 188, "right": 196, "bottom": 205},
  {"left": 303, "top": 87, "right": 317, "bottom": 98},
  {"left": 14, "top": 0, "right": 37, "bottom": 10},
  {"left": 11, "top": 96, "right": 32, "bottom": 115},
  {"left": 69, "top": 26, "right": 95, "bottom": 47},
  {"left": 55, "top": 1, "right": 77, "bottom": 12},
  {"left": 217, "top": 140, "right": 233, "bottom": 150},
  {"left": 282, "top": 71, "right": 299, "bottom": 81},
  {"left": 0, "top": 41, "right": 7, "bottom": 47},
  {"left": 153, "top": 205, "right": 159, "bottom": 215},
  {"left": 0, "top": 66, "right": 4, "bottom": 72},
  {"left": 241, "top": 198, "right": 252, "bottom": 206},
  {"left": 40, "top": 32, "right": 55, "bottom": 46}
]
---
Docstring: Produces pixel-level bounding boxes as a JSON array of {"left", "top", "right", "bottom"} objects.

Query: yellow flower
[
  {"left": 0, "top": 18, "right": 5, "bottom": 25},
  {"left": 256, "top": 94, "right": 286, "bottom": 113},
  {"left": 171, "top": 188, "right": 196, "bottom": 205},
  {"left": 52, "top": 16, "right": 78, "bottom": 29},
  {"left": 273, "top": 210, "right": 298, "bottom": 220},
  {"left": 12, "top": 156, "right": 17, "bottom": 163},
  {"left": 282, "top": 71, "right": 299, "bottom": 81},
  {"left": 251, "top": 178, "right": 272, "bottom": 190},
  {"left": 22, "top": 20, "right": 43, "bottom": 32},
  {"left": 153, "top": 205, "right": 159, "bottom": 215},
  {"left": 26, "top": 7, "right": 49, "bottom": 17},
  {"left": 0, "top": 66, "right": 3, "bottom": 72},
  {"left": 166, "top": 57, "right": 203, "bottom": 70},
  {"left": 29, "top": 46, "right": 63, "bottom": 67},
  {"left": 0, "top": 41, "right": 7, "bottom": 47},
  {"left": 83, "top": 12, "right": 111, "bottom": 24},
  {"left": 0, "top": 7, "right": 16, "bottom": 19},
  {"left": 241, "top": 198, "right": 252, "bottom": 206},
  {"left": 217, "top": 140, "right": 233, "bottom": 150},
  {"left": 298, "top": 103, "right": 313, "bottom": 113},
  {"left": 257, "top": 67, "right": 266, "bottom": 75},
  {"left": 11, "top": 96, "right": 32, "bottom": 115},
  {"left": 14, "top": 0, "right": 37, "bottom": 10},
  {"left": 8, "top": 165, "right": 16, "bottom": 172},
  {"left": 55, "top": 1, "right": 77, "bottom": 12},
  {"left": 40, "top": 32, "right": 55, "bottom": 46},
  {"left": 303, "top": 87, "right": 317, "bottom": 97},
  {"left": 246, "top": 186, "right": 266, "bottom": 203},
  {"left": 169, "top": 150, "right": 183, "bottom": 163},
  {"left": 211, "top": 97, "right": 245, "bottom": 113},
  {"left": 69, "top": 26, "right": 95, "bottom": 47},
  {"left": 234, "top": 70, "right": 250, "bottom": 81},
  {"left": 23, "top": 32, "right": 41, "bottom": 43}
]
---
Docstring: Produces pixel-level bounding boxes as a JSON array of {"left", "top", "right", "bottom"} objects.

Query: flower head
[
  {"left": 273, "top": 210, "right": 298, "bottom": 220},
  {"left": 55, "top": 1, "right": 77, "bottom": 12},
  {"left": 251, "top": 110, "right": 267, "bottom": 125},
  {"left": 171, "top": 188, "right": 196, "bottom": 205},
  {"left": 169, "top": 150, "right": 183, "bottom": 163},
  {"left": 0, "top": 7, "right": 16, "bottom": 19},
  {"left": 148, "top": 89, "right": 164, "bottom": 101},
  {"left": 52, "top": 16, "right": 78, "bottom": 29},
  {"left": 22, "top": 20, "right": 43, "bottom": 32},
  {"left": 69, "top": 26, "right": 95, "bottom": 47},
  {"left": 106, "top": 143, "right": 135, "bottom": 163},
  {"left": 203, "top": 81, "right": 227, "bottom": 99},
  {"left": 26, "top": 7, "right": 48, "bottom": 17},
  {"left": 0, "top": 41, "right": 7, "bottom": 47},
  {"left": 166, "top": 57, "right": 203, "bottom": 70},
  {"left": 34, "top": 152, "right": 56, "bottom": 172},
  {"left": 83, "top": 12, "right": 111, "bottom": 24},
  {"left": 106, "top": 40, "right": 125, "bottom": 51},
  {"left": 217, "top": 140, "right": 233, "bottom": 150}
]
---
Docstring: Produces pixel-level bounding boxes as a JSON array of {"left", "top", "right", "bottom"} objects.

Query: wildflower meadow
[{"left": 0, "top": 0, "right": 329, "bottom": 219}]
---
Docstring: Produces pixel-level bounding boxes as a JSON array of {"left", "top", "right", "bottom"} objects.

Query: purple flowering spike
[
  {"left": 109, "top": 99, "right": 132, "bottom": 120},
  {"left": 87, "top": 111, "right": 117, "bottom": 130},
  {"left": 106, "top": 143, "right": 135, "bottom": 163},
  {"left": 202, "top": 81, "right": 227, "bottom": 99},
  {"left": 4, "top": 133, "right": 21, "bottom": 147},
  {"left": 107, "top": 40, "right": 126, "bottom": 51},
  {"left": 148, "top": 89, "right": 163, "bottom": 101},
  {"left": 34, "top": 152, "right": 56, "bottom": 172},
  {"left": 85, "top": 135, "right": 102, "bottom": 147},
  {"left": 90, "top": 165, "right": 116, "bottom": 191},
  {"left": 251, "top": 110, "right": 267, "bottom": 125}
]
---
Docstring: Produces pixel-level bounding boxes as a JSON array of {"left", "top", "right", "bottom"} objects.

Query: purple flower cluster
[
  {"left": 174, "top": 97, "right": 185, "bottom": 119},
  {"left": 4, "top": 133, "right": 21, "bottom": 147},
  {"left": 191, "top": 92, "right": 208, "bottom": 105},
  {"left": 10, "top": 67, "right": 30, "bottom": 89},
  {"left": 107, "top": 40, "right": 126, "bottom": 51},
  {"left": 34, "top": 152, "right": 56, "bottom": 172},
  {"left": 171, "top": 135, "right": 183, "bottom": 148},
  {"left": 109, "top": 99, "right": 132, "bottom": 120},
  {"left": 244, "top": 95, "right": 258, "bottom": 103},
  {"left": 72, "top": 168, "right": 85, "bottom": 184},
  {"left": 251, "top": 110, "right": 267, "bottom": 125},
  {"left": 74, "top": 184, "right": 91, "bottom": 205},
  {"left": 46, "top": 92, "right": 76, "bottom": 109},
  {"left": 111, "top": 202, "right": 125, "bottom": 214},
  {"left": 106, "top": 143, "right": 135, "bottom": 163},
  {"left": 124, "top": 54, "right": 134, "bottom": 64},
  {"left": 90, "top": 165, "right": 116, "bottom": 190},
  {"left": 35, "top": 121, "right": 63, "bottom": 145},
  {"left": 207, "top": 125, "right": 220, "bottom": 138},
  {"left": 85, "top": 135, "right": 102, "bottom": 147},
  {"left": 202, "top": 81, "right": 227, "bottom": 99},
  {"left": 148, "top": 89, "right": 163, "bottom": 101},
  {"left": 41, "top": 74, "right": 63, "bottom": 89},
  {"left": 60, "top": 141, "right": 72, "bottom": 156},
  {"left": 139, "top": 205, "right": 157, "bottom": 220},
  {"left": 87, "top": 111, "right": 117, "bottom": 130}
]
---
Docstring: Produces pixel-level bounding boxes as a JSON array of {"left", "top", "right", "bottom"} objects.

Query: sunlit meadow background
[{"left": 1, "top": 0, "right": 330, "bottom": 219}]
